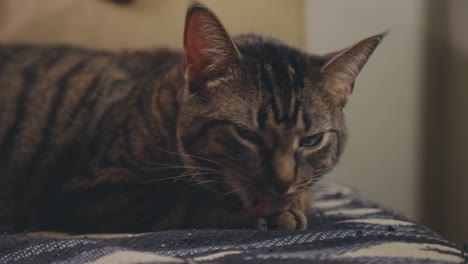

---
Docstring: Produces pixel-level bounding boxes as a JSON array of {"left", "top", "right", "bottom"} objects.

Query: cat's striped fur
[{"left": 0, "top": 3, "right": 385, "bottom": 233}]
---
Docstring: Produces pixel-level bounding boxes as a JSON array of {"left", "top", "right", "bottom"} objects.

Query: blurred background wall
[
  {"left": 306, "top": 0, "right": 467, "bottom": 245},
  {"left": 0, "top": 0, "right": 466, "bottom": 244},
  {"left": 0, "top": 0, "right": 305, "bottom": 50},
  {"left": 306, "top": 0, "right": 424, "bottom": 223}
]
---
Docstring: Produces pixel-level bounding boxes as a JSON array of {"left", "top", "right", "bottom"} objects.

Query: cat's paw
[{"left": 265, "top": 208, "right": 307, "bottom": 231}]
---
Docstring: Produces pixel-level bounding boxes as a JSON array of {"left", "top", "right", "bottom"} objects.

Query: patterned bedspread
[{"left": 0, "top": 181, "right": 465, "bottom": 264}]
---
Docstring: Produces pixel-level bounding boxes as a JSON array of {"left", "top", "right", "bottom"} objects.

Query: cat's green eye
[{"left": 300, "top": 133, "right": 324, "bottom": 148}]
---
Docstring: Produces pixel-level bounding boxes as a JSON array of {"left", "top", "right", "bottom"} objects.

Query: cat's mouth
[{"left": 244, "top": 195, "right": 294, "bottom": 217}]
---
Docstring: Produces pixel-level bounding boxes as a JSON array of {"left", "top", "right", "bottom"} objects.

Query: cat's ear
[
  {"left": 183, "top": 2, "right": 241, "bottom": 91},
  {"left": 321, "top": 32, "right": 387, "bottom": 106}
]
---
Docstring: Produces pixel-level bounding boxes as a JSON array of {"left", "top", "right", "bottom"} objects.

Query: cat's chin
[{"left": 243, "top": 195, "right": 294, "bottom": 217}]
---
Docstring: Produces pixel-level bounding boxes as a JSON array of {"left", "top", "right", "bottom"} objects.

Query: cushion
[{"left": 0, "top": 181, "right": 465, "bottom": 264}]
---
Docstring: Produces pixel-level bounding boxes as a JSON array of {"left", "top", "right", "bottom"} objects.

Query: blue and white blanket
[{"left": 0, "top": 182, "right": 465, "bottom": 264}]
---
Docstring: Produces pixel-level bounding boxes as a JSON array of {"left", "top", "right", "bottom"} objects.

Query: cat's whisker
[
  {"left": 296, "top": 171, "right": 327, "bottom": 190},
  {"left": 140, "top": 167, "right": 189, "bottom": 172},
  {"left": 142, "top": 161, "right": 216, "bottom": 169},
  {"left": 173, "top": 169, "right": 221, "bottom": 184},
  {"left": 141, "top": 163, "right": 222, "bottom": 173},
  {"left": 172, "top": 169, "right": 196, "bottom": 184},
  {"left": 142, "top": 174, "right": 193, "bottom": 184},
  {"left": 189, "top": 179, "right": 221, "bottom": 186},
  {"left": 145, "top": 142, "right": 220, "bottom": 165},
  {"left": 141, "top": 166, "right": 220, "bottom": 173},
  {"left": 142, "top": 169, "right": 222, "bottom": 184},
  {"left": 165, "top": 168, "right": 200, "bottom": 184},
  {"left": 211, "top": 187, "right": 249, "bottom": 199},
  {"left": 190, "top": 172, "right": 223, "bottom": 178}
]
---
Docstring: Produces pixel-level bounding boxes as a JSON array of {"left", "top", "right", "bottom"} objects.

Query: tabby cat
[{"left": 0, "top": 3, "right": 385, "bottom": 233}]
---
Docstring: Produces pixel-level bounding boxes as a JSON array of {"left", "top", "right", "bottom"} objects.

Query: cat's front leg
[{"left": 264, "top": 190, "right": 312, "bottom": 231}]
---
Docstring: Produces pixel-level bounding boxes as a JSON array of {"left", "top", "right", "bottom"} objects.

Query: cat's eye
[{"left": 300, "top": 133, "right": 324, "bottom": 148}]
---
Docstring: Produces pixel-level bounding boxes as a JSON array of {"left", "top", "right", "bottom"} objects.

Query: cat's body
[
  {"left": 0, "top": 3, "right": 384, "bottom": 233},
  {"left": 0, "top": 45, "right": 190, "bottom": 232}
]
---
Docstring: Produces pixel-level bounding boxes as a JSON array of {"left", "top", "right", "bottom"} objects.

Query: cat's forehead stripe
[
  {"left": 288, "top": 53, "right": 305, "bottom": 127},
  {"left": 256, "top": 102, "right": 269, "bottom": 130},
  {"left": 254, "top": 44, "right": 305, "bottom": 130}
]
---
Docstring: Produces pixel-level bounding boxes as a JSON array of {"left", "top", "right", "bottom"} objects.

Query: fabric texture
[{"left": 0, "top": 181, "right": 465, "bottom": 264}]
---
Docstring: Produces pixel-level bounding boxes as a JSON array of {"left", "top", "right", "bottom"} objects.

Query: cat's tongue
[{"left": 245, "top": 196, "right": 293, "bottom": 217}]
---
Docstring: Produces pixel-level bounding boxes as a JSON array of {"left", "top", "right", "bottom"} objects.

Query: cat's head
[{"left": 176, "top": 3, "right": 385, "bottom": 216}]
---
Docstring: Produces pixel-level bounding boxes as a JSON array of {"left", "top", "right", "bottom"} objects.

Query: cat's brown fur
[{"left": 0, "top": 3, "right": 385, "bottom": 233}]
